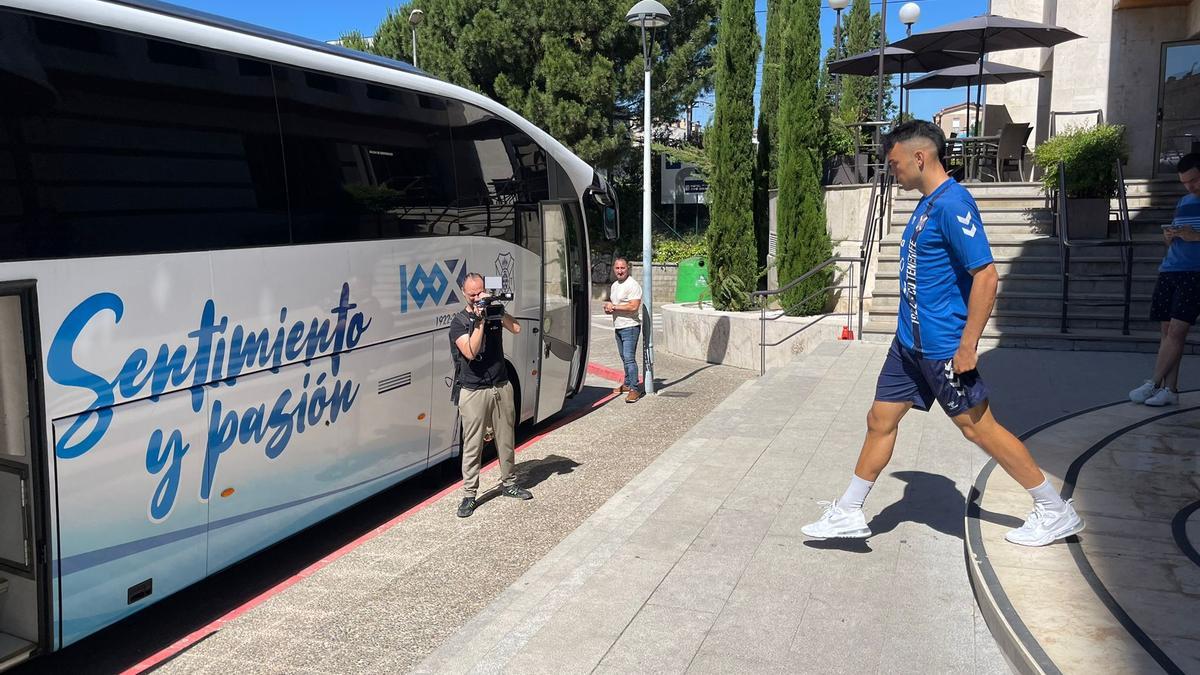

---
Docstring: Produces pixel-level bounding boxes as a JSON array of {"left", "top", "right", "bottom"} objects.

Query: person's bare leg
[
  {"left": 948, "top": 401, "right": 1042, "bottom": 488},
  {"left": 853, "top": 400, "right": 914, "bottom": 481},
  {"left": 800, "top": 400, "right": 912, "bottom": 539},
  {"left": 1153, "top": 319, "right": 1190, "bottom": 391}
]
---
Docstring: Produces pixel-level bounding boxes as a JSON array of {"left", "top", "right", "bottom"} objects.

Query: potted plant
[{"left": 1032, "top": 124, "right": 1127, "bottom": 240}]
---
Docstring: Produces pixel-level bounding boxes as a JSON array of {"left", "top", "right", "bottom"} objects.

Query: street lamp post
[
  {"left": 830, "top": 0, "right": 849, "bottom": 105},
  {"left": 899, "top": 2, "right": 920, "bottom": 119},
  {"left": 626, "top": 0, "right": 671, "bottom": 397},
  {"left": 408, "top": 9, "right": 424, "bottom": 68}
]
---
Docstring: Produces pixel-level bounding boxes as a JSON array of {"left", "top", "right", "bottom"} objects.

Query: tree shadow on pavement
[{"left": 803, "top": 470, "right": 1025, "bottom": 553}]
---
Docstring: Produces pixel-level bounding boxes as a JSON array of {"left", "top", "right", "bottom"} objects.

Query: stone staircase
[{"left": 863, "top": 180, "right": 1200, "bottom": 353}]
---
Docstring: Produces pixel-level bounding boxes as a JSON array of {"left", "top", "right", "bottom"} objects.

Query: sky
[{"left": 167, "top": 0, "right": 989, "bottom": 125}]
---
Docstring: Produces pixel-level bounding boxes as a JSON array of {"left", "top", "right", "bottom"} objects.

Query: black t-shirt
[{"left": 449, "top": 309, "right": 507, "bottom": 389}]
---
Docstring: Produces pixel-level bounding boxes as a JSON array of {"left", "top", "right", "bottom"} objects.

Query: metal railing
[
  {"left": 749, "top": 167, "right": 892, "bottom": 376},
  {"left": 1056, "top": 159, "right": 1133, "bottom": 335},
  {"left": 750, "top": 256, "right": 862, "bottom": 376}
]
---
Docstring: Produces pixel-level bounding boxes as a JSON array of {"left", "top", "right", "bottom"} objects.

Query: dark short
[
  {"left": 1149, "top": 271, "right": 1200, "bottom": 325},
  {"left": 875, "top": 338, "right": 990, "bottom": 417}
]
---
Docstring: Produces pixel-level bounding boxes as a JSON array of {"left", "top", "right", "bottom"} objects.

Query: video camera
[{"left": 475, "top": 276, "right": 514, "bottom": 322}]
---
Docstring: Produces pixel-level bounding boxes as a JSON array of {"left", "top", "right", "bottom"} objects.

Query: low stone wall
[
  {"left": 661, "top": 302, "right": 846, "bottom": 371},
  {"left": 591, "top": 262, "right": 678, "bottom": 303}
]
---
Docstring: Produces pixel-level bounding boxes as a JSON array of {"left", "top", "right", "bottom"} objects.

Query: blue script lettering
[
  {"left": 200, "top": 372, "right": 359, "bottom": 501},
  {"left": 50, "top": 283, "right": 371, "bottom": 460},
  {"left": 145, "top": 429, "right": 189, "bottom": 522}
]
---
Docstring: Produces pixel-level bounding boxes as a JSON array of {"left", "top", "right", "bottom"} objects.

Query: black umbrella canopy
[
  {"left": 903, "top": 61, "right": 1044, "bottom": 90},
  {"left": 891, "top": 13, "right": 1083, "bottom": 55},
  {"left": 827, "top": 46, "right": 977, "bottom": 76}
]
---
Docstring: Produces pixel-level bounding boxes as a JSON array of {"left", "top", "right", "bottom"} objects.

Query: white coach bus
[{"left": 0, "top": 0, "right": 617, "bottom": 667}]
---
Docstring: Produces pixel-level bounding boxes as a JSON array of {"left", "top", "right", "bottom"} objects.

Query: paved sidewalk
[{"left": 416, "top": 340, "right": 1011, "bottom": 674}]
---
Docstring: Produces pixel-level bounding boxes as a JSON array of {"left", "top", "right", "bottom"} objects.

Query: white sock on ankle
[
  {"left": 1027, "top": 477, "right": 1066, "bottom": 511},
  {"left": 838, "top": 475, "right": 874, "bottom": 511}
]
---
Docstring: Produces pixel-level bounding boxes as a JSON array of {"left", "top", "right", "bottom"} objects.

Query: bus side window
[
  {"left": 273, "top": 67, "right": 457, "bottom": 244},
  {"left": 0, "top": 10, "right": 290, "bottom": 261},
  {"left": 446, "top": 102, "right": 550, "bottom": 251}
]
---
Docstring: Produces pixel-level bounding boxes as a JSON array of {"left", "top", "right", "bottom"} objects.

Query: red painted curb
[{"left": 122, "top": 365, "right": 621, "bottom": 674}]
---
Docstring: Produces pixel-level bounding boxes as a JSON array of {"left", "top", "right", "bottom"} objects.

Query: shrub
[
  {"left": 653, "top": 233, "right": 708, "bottom": 264},
  {"left": 1033, "top": 124, "right": 1127, "bottom": 198}
]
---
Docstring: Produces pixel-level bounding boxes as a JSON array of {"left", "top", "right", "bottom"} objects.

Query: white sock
[
  {"left": 1027, "top": 478, "right": 1066, "bottom": 511},
  {"left": 838, "top": 475, "right": 874, "bottom": 511}
]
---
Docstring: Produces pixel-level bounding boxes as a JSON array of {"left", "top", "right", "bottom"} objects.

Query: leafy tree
[
  {"left": 775, "top": 0, "right": 832, "bottom": 316},
  {"left": 342, "top": 0, "right": 717, "bottom": 171},
  {"left": 704, "top": 0, "right": 759, "bottom": 311}
]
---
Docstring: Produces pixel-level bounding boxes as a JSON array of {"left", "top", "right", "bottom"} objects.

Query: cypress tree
[
  {"left": 755, "top": 0, "right": 784, "bottom": 272},
  {"left": 706, "top": 0, "right": 760, "bottom": 311},
  {"left": 776, "top": 0, "right": 832, "bottom": 316}
]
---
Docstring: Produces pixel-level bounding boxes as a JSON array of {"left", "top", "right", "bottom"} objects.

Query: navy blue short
[{"left": 875, "top": 338, "right": 989, "bottom": 417}]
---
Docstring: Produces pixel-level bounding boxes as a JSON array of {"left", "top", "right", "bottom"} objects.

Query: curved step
[{"left": 965, "top": 396, "right": 1200, "bottom": 674}]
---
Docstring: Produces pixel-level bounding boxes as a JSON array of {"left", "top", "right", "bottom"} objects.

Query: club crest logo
[{"left": 495, "top": 252, "right": 516, "bottom": 290}]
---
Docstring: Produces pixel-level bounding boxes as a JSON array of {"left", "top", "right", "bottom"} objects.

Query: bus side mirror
[{"left": 603, "top": 206, "right": 618, "bottom": 241}]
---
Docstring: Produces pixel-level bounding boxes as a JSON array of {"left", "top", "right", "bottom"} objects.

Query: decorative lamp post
[
  {"left": 830, "top": 0, "right": 849, "bottom": 59},
  {"left": 830, "top": 0, "right": 849, "bottom": 106},
  {"left": 408, "top": 9, "right": 425, "bottom": 68},
  {"left": 899, "top": 2, "right": 920, "bottom": 118},
  {"left": 626, "top": 0, "right": 671, "bottom": 397}
]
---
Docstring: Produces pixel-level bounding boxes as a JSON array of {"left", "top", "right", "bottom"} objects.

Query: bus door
[
  {"left": 0, "top": 284, "right": 48, "bottom": 667},
  {"left": 536, "top": 201, "right": 580, "bottom": 423}
]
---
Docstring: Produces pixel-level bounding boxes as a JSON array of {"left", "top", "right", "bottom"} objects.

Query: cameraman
[{"left": 450, "top": 273, "right": 533, "bottom": 518}]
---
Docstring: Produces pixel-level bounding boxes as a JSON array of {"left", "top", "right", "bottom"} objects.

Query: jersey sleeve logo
[{"left": 956, "top": 211, "right": 977, "bottom": 237}]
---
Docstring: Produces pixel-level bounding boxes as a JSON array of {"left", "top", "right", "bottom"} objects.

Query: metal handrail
[
  {"left": 1055, "top": 158, "right": 1134, "bottom": 335},
  {"left": 751, "top": 256, "right": 862, "bottom": 375}
]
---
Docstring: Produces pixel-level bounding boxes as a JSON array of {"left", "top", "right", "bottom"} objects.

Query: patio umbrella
[
  {"left": 828, "top": 47, "right": 977, "bottom": 118},
  {"left": 892, "top": 14, "right": 1082, "bottom": 135},
  {"left": 904, "top": 62, "right": 1042, "bottom": 136}
]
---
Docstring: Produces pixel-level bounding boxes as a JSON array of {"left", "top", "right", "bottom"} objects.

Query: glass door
[{"left": 1156, "top": 40, "right": 1200, "bottom": 176}]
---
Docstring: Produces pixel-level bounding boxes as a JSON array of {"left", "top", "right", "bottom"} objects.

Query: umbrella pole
[{"left": 975, "top": 35, "right": 986, "bottom": 136}]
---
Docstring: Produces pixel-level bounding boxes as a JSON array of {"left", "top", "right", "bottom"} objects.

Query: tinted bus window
[
  {"left": 0, "top": 11, "right": 289, "bottom": 261},
  {"left": 447, "top": 101, "right": 550, "bottom": 250},
  {"left": 273, "top": 67, "right": 458, "bottom": 244}
]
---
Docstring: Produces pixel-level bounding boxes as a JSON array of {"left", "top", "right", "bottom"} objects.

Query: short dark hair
[
  {"left": 882, "top": 119, "right": 946, "bottom": 163},
  {"left": 1178, "top": 153, "right": 1200, "bottom": 175}
]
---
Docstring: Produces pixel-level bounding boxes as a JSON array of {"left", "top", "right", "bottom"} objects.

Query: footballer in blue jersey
[
  {"left": 802, "top": 120, "right": 1083, "bottom": 548},
  {"left": 1129, "top": 153, "right": 1200, "bottom": 408}
]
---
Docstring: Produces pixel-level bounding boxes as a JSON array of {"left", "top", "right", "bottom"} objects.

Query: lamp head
[
  {"left": 829, "top": 0, "right": 850, "bottom": 10},
  {"left": 626, "top": 0, "right": 671, "bottom": 28},
  {"left": 408, "top": 8, "right": 425, "bottom": 27},
  {"left": 899, "top": 2, "right": 921, "bottom": 26}
]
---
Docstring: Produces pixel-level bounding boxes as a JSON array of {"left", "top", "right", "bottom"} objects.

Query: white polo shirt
[{"left": 609, "top": 277, "right": 643, "bottom": 330}]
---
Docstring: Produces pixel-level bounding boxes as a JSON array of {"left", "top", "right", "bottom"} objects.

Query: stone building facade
[{"left": 985, "top": 0, "right": 1200, "bottom": 178}]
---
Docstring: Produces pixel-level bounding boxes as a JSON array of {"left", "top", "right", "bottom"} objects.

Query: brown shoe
[
  {"left": 613, "top": 384, "right": 629, "bottom": 394},
  {"left": 625, "top": 389, "right": 641, "bottom": 403}
]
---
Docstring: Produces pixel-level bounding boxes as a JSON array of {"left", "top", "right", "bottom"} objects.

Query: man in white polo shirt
[{"left": 605, "top": 257, "right": 643, "bottom": 403}]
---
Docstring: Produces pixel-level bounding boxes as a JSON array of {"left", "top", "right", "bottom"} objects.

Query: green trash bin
[{"left": 675, "top": 256, "right": 709, "bottom": 303}]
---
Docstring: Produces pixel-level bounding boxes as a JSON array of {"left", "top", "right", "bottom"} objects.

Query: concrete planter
[
  {"left": 661, "top": 303, "right": 845, "bottom": 372},
  {"left": 1065, "top": 197, "right": 1109, "bottom": 240}
]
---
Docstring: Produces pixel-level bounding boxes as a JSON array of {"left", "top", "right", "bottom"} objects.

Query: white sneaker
[
  {"left": 1144, "top": 388, "right": 1178, "bottom": 407},
  {"left": 1004, "top": 499, "right": 1085, "bottom": 547},
  {"left": 800, "top": 500, "right": 871, "bottom": 539},
  {"left": 1129, "top": 380, "right": 1158, "bottom": 403}
]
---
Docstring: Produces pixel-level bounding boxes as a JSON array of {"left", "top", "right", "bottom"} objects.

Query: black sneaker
[
  {"left": 500, "top": 484, "right": 533, "bottom": 500},
  {"left": 457, "top": 496, "right": 476, "bottom": 518}
]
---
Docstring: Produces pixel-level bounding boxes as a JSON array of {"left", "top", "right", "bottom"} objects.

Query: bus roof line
[{"left": 99, "top": 0, "right": 433, "bottom": 80}]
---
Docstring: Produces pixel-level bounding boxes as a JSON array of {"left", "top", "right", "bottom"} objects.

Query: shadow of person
[{"left": 866, "top": 471, "right": 1026, "bottom": 540}]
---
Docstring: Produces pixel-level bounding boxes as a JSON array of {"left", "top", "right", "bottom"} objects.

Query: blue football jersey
[{"left": 896, "top": 179, "right": 994, "bottom": 360}]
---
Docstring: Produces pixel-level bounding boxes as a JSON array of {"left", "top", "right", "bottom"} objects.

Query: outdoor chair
[{"left": 978, "top": 123, "right": 1032, "bottom": 182}]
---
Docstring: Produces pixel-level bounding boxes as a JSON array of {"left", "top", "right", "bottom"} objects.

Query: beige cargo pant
[{"left": 458, "top": 381, "right": 517, "bottom": 497}]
